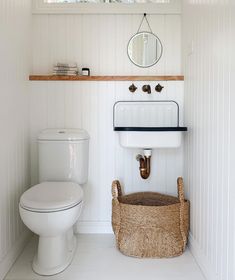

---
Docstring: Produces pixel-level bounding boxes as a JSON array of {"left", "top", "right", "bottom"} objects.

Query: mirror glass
[{"left": 127, "top": 32, "right": 163, "bottom": 68}]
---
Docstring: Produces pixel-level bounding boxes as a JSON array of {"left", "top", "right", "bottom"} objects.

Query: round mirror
[{"left": 127, "top": 31, "right": 163, "bottom": 68}]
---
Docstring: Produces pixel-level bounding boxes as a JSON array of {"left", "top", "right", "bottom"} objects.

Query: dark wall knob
[
  {"left": 142, "top": 84, "right": 151, "bottom": 94},
  {"left": 129, "top": 83, "right": 137, "bottom": 93},
  {"left": 155, "top": 83, "right": 164, "bottom": 92}
]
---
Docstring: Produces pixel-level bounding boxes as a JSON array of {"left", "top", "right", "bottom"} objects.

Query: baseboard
[
  {"left": 75, "top": 221, "right": 113, "bottom": 234},
  {"left": 0, "top": 230, "right": 32, "bottom": 280},
  {"left": 188, "top": 233, "right": 219, "bottom": 280}
]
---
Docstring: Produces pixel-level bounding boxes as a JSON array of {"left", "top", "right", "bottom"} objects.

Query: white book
[
  {"left": 53, "top": 66, "right": 78, "bottom": 71},
  {"left": 53, "top": 70, "right": 78, "bottom": 74},
  {"left": 54, "top": 62, "right": 77, "bottom": 68},
  {"left": 53, "top": 73, "right": 78, "bottom": 76}
]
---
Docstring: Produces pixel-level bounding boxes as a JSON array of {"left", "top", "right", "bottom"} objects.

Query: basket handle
[
  {"left": 111, "top": 180, "right": 122, "bottom": 242},
  {"left": 177, "top": 177, "right": 187, "bottom": 249},
  {"left": 112, "top": 180, "right": 122, "bottom": 199},
  {"left": 177, "top": 177, "right": 185, "bottom": 203}
]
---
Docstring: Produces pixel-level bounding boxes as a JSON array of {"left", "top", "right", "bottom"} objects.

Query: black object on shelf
[{"left": 82, "top": 68, "right": 90, "bottom": 76}]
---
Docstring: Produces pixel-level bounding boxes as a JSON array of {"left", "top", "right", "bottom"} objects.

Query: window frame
[{"left": 32, "top": 0, "right": 181, "bottom": 15}]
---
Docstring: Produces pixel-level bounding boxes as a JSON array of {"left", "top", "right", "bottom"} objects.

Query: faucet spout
[{"left": 142, "top": 84, "right": 151, "bottom": 94}]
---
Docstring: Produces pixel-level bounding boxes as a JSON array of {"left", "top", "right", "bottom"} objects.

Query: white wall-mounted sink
[{"left": 113, "top": 101, "right": 187, "bottom": 149}]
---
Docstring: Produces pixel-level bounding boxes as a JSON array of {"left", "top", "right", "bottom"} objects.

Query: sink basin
[
  {"left": 113, "top": 101, "right": 187, "bottom": 149},
  {"left": 115, "top": 127, "right": 187, "bottom": 149}
]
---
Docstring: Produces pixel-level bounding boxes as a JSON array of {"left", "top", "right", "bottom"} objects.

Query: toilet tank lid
[{"left": 38, "top": 129, "right": 89, "bottom": 141}]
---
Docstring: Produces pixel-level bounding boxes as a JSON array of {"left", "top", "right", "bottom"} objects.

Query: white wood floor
[{"left": 5, "top": 234, "right": 205, "bottom": 280}]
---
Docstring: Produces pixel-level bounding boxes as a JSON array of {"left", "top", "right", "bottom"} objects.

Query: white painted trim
[
  {"left": 188, "top": 233, "right": 218, "bottom": 280},
  {"left": 75, "top": 221, "right": 113, "bottom": 234},
  {"left": 0, "top": 230, "right": 32, "bottom": 280},
  {"left": 32, "top": 0, "right": 181, "bottom": 14}
]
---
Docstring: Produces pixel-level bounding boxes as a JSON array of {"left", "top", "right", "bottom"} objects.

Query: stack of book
[{"left": 53, "top": 63, "right": 78, "bottom": 76}]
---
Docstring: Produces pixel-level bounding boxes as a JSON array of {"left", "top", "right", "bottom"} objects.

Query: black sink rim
[{"left": 114, "top": 127, "right": 188, "bottom": 132}]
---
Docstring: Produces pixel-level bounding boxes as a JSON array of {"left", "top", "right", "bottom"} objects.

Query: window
[
  {"left": 33, "top": 0, "right": 176, "bottom": 14},
  {"left": 44, "top": 0, "right": 170, "bottom": 3}
]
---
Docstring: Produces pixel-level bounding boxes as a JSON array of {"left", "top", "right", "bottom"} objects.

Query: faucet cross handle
[
  {"left": 129, "top": 83, "right": 137, "bottom": 93},
  {"left": 155, "top": 83, "right": 164, "bottom": 93}
]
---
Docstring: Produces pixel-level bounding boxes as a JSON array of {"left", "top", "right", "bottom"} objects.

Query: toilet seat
[{"left": 20, "top": 182, "right": 83, "bottom": 212}]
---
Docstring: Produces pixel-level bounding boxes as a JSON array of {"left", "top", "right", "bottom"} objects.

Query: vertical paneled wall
[
  {"left": 182, "top": 1, "right": 234, "bottom": 280},
  {"left": 30, "top": 81, "right": 184, "bottom": 233},
  {"left": 0, "top": 1, "right": 31, "bottom": 279},
  {"left": 32, "top": 14, "right": 182, "bottom": 75},
  {"left": 31, "top": 13, "right": 184, "bottom": 233}
]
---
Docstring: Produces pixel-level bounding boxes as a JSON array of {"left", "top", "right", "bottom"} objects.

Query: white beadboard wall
[
  {"left": 182, "top": 1, "right": 234, "bottom": 280},
  {"left": 30, "top": 81, "right": 184, "bottom": 233},
  {"left": 0, "top": 0, "right": 31, "bottom": 279},
  {"left": 31, "top": 12, "right": 184, "bottom": 233}
]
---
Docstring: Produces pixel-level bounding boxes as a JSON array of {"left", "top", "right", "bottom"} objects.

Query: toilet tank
[{"left": 38, "top": 129, "right": 89, "bottom": 185}]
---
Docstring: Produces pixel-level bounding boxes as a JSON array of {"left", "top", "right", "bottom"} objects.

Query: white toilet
[{"left": 19, "top": 128, "right": 89, "bottom": 276}]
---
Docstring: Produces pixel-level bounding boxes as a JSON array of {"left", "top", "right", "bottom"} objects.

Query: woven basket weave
[{"left": 111, "top": 177, "right": 189, "bottom": 258}]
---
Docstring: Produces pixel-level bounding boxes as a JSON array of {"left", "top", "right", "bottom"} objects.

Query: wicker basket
[{"left": 111, "top": 177, "right": 189, "bottom": 258}]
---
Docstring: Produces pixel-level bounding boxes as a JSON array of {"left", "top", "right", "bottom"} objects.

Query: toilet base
[{"left": 32, "top": 229, "right": 77, "bottom": 276}]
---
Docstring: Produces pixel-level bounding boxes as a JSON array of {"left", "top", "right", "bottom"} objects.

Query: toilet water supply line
[{"left": 136, "top": 149, "right": 152, "bottom": 179}]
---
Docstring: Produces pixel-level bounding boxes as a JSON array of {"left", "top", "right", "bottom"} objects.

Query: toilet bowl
[{"left": 19, "top": 182, "right": 83, "bottom": 276}]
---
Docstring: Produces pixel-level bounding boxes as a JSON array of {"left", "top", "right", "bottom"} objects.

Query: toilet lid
[{"left": 20, "top": 182, "right": 83, "bottom": 212}]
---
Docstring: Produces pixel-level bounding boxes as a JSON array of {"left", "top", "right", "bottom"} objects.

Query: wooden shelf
[{"left": 29, "top": 75, "right": 184, "bottom": 81}]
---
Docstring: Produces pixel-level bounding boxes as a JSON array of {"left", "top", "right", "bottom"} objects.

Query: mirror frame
[{"left": 127, "top": 31, "right": 163, "bottom": 68}]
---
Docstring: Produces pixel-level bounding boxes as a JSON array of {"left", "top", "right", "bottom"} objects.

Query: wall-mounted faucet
[
  {"left": 128, "top": 84, "right": 164, "bottom": 94},
  {"left": 142, "top": 84, "right": 151, "bottom": 94}
]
